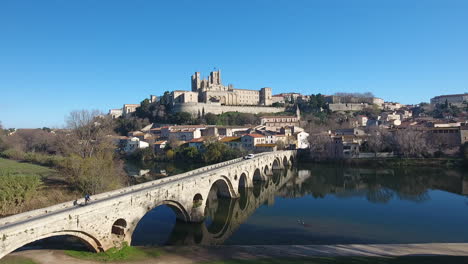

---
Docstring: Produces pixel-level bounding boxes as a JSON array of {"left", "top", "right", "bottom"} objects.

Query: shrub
[
  {"left": 0, "top": 171, "right": 42, "bottom": 215},
  {"left": 1, "top": 149, "right": 26, "bottom": 160},
  {"left": 61, "top": 153, "right": 126, "bottom": 194}
]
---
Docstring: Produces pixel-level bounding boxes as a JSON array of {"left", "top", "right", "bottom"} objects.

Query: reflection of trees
[
  {"left": 278, "top": 165, "right": 466, "bottom": 204},
  {"left": 366, "top": 188, "right": 394, "bottom": 204}
]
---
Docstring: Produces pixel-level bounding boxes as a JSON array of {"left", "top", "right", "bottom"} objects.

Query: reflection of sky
[
  {"left": 132, "top": 168, "right": 468, "bottom": 246},
  {"left": 131, "top": 206, "right": 176, "bottom": 246},
  {"left": 226, "top": 189, "right": 468, "bottom": 245}
]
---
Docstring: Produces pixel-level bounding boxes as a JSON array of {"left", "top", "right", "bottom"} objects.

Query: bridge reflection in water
[
  {"left": 7, "top": 164, "right": 468, "bottom": 254},
  {"left": 131, "top": 168, "right": 293, "bottom": 246}
]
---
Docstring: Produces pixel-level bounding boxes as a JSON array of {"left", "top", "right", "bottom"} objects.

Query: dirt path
[{"left": 6, "top": 243, "right": 468, "bottom": 264}]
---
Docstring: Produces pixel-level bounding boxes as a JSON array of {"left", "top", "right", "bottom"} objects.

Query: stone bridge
[{"left": 0, "top": 151, "right": 296, "bottom": 259}]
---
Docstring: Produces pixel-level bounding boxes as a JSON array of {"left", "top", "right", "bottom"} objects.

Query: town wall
[{"left": 173, "top": 103, "right": 285, "bottom": 116}]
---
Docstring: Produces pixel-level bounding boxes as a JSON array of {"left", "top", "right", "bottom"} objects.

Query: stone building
[
  {"left": 109, "top": 109, "right": 123, "bottom": 119},
  {"left": 430, "top": 93, "right": 468, "bottom": 107},
  {"left": 186, "top": 70, "right": 273, "bottom": 106},
  {"left": 260, "top": 107, "right": 301, "bottom": 131},
  {"left": 122, "top": 104, "right": 140, "bottom": 117},
  {"left": 169, "top": 70, "right": 284, "bottom": 116}
]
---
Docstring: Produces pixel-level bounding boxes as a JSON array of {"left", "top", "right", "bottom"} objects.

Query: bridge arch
[
  {"left": 111, "top": 218, "right": 128, "bottom": 236},
  {"left": 4, "top": 230, "right": 103, "bottom": 257},
  {"left": 253, "top": 168, "right": 262, "bottom": 181},
  {"left": 238, "top": 172, "right": 249, "bottom": 191},
  {"left": 272, "top": 158, "right": 281, "bottom": 170},
  {"left": 210, "top": 176, "right": 237, "bottom": 198}
]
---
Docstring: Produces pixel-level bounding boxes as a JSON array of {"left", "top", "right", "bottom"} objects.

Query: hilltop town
[{"left": 106, "top": 70, "right": 468, "bottom": 161}]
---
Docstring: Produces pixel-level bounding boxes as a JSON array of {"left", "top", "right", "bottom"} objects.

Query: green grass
[
  {"left": 0, "top": 158, "right": 57, "bottom": 178},
  {"left": 0, "top": 256, "right": 37, "bottom": 264},
  {"left": 199, "top": 256, "right": 468, "bottom": 264},
  {"left": 65, "top": 244, "right": 163, "bottom": 262}
]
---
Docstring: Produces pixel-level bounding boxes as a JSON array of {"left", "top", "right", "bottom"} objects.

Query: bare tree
[
  {"left": 308, "top": 133, "right": 333, "bottom": 160},
  {"left": 366, "top": 127, "right": 391, "bottom": 154},
  {"left": 62, "top": 110, "right": 115, "bottom": 158},
  {"left": 393, "top": 128, "right": 429, "bottom": 157}
]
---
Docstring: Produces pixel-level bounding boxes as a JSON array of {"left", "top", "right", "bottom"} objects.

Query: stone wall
[
  {"left": 328, "top": 103, "right": 367, "bottom": 112},
  {"left": 173, "top": 103, "right": 285, "bottom": 116}
]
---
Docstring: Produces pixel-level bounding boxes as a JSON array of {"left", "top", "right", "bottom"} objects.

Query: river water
[{"left": 130, "top": 164, "right": 468, "bottom": 246}]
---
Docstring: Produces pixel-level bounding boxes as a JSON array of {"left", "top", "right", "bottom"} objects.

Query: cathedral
[{"left": 171, "top": 70, "right": 273, "bottom": 106}]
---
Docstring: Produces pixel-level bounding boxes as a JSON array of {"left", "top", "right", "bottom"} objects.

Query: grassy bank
[
  {"left": 65, "top": 244, "right": 163, "bottom": 262},
  {"left": 199, "top": 256, "right": 468, "bottom": 264},
  {"left": 0, "top": 158, "right": 78, "bottom": 217}
]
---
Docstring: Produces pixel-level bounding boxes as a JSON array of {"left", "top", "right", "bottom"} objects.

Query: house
[
  {"left": 153, "top": 140, "right": 167, "bottom": 154},
  {"left": 161, "top": 125, "right": 205, "bottom": 141},
  {"left": 124, "top": 137, "right": 149, "bottom": 153},
  {"left": 295, "top": 131, "right": 310, "bottom": 149},
  {"left": 329, "top": 136, "right": 360, "bottom": 159},
  {"left": 241, "top": 134, "right": 266, "bottom": 150},
  {"left": 357, "top": 115, "right": 368, "bottom": 127},
  {"left": 220, "top": 136, "right": 242, "bottom": 149},
  {"left": 260, "top": 107, "right": 301, "bottom": 131},
  {"left": 334, "top": 128, "right": 366, "bottom": 137},
  {"left": 123, "top": 104, "right": 140, "bottom": 117},
  {"left": 188, "top": 137, "right": 205, "bottom": 150},
  {"left": 255, "top": 144, "right": 277, "bottom": 152},
  {"left": 108, "top": 109, "right": 123, "bottom": 119}
]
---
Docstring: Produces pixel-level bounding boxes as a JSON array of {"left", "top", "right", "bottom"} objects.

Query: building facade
[{"left": 430, "top": 93, "right": 468, "bottom": 107}]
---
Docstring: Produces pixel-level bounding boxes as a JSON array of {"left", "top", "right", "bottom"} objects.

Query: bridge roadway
[{"left": 0, "top": 150, "right": 296, "bottom": 259}]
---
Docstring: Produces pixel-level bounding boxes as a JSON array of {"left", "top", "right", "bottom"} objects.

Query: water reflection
[{"left": 132, "top": 165, "right": 468, "bottom": 246}]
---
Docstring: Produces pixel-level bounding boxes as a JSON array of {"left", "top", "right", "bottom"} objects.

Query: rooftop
[
  {"left": 220, "top": 136, "right": 241, "bottom": 142},
  {"left": 244, "top": 134, "right": 265, "bottom": 138}
]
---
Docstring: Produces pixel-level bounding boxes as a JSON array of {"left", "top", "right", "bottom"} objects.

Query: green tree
[
  {"left": 204, "top": 113, "right": 218, "bottom": 125},
  {"left": 202, "top": 142, "right": 242, "bottom": 164},
  {"left": 135, "top": 99, "right": 152, "bottom": 119},
  {"left": 170, "top": 112, "right": 193, "bottom": 124}
]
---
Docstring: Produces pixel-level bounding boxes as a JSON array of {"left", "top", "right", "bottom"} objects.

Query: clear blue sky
[{"left": 1, "top": 0, "right": 467, "bottom": 128}]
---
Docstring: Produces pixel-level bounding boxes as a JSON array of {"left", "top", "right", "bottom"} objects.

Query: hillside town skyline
[{"left": 3, "top": 68, "right": 467, "bottom": 129}]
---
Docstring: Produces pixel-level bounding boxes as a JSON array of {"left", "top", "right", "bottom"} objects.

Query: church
[{"left": 171, "top": 70, "right": 273, "bottom": 106}]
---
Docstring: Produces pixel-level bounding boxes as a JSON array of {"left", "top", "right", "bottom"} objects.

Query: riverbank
[
  {"left": 4, "top": 244, "right": 468, "bottom": 264},
  {"left": 298, "top": 156, "right": 465, "bottom": 168}
]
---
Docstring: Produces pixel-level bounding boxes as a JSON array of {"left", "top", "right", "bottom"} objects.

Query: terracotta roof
[
  {"left": 255, "top": 144, "right": 276, "bottom": 147},
  {"left": 220, "top": 137, "right": 241, "bottom": 142},
  {"left": 188, "top": 137, "right": 205, "bottom": 143},
  {"left": 154, "top": 140, "right": 167, "bottom": 144},
  {"left": 244, "top": 134, "right": 265, "bottom": 138}
]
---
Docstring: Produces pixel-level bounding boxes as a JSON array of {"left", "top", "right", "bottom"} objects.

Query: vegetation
[
  {"left": 0, "top": 172, "right": 41, "bottom": 215},
  {"left": 129, "top": 141, "right": 245, "bottom": 165},
  {"left": 0, "top": 110, "right": 127, "bottom": 215},
  {"left": 198, "top": 256, "right": 468, "bottom": 264},
  {"left": 430, "top": 100, "right": 463, "bottom": 118},
  {"left": 59, "top": 110, "right": 127, "bottom": 194},
  {"left": 65, "top": 243, "right": 162, "bottom": 262},
  {"left": 0, "top": 158, "right": 76, "bottom": 216}
]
